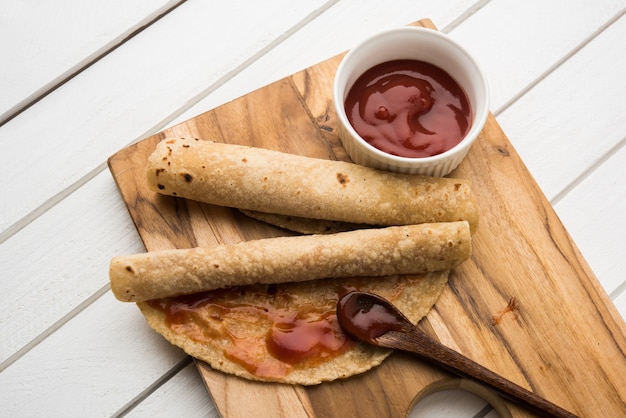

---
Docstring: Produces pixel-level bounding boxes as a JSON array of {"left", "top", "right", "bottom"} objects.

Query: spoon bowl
[{"left": 336, "top": 291, "right": 577, "bottom": 418}]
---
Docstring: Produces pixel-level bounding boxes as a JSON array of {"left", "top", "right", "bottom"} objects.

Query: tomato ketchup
[{"left": 344, "top": 59, "right": 472, "bottom": 158}]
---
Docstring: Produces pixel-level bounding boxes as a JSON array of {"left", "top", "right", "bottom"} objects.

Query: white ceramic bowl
[{"left": 334, "top": 26, "right": 489, "bottom": 176}]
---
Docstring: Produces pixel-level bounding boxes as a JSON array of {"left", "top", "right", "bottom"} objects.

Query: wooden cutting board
[{"left": 108, "top": 19, "right": 626, "bottom": 418}]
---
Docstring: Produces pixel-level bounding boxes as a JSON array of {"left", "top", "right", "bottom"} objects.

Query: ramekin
[{"left": 333, "top": 26, "right": 489, "bottom": 176}]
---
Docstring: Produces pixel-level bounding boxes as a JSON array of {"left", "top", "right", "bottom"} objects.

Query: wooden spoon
[{"left": 336, "top": 291, "right": 578, "bottom": 418}]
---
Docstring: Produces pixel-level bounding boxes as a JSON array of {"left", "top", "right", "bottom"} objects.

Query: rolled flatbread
[
  {"left": 110, "top": 222, "right": 470, "bottom": 302},
  {"left": 146, "top": 137, "right": 479, "bottom": 232}
]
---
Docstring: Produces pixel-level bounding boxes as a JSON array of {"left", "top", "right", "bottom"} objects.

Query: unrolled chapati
[
  {"left": 137, "top": 271, "right": 450, "bottom": 385},
  {"left": 239, "top": 209, "right": 367, "bottom": 234}
]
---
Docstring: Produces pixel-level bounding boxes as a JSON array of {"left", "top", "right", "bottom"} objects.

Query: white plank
[
  {"left": 0, "top": 170, "right": 144, "bottom": 365},
  {"left": 0, "top": 0, "right": 182, "bottom": 122},
  {"left": 0, "top": 291, "right": 187, "bottom": 417},
  {"left": 126, "top": 362, "right": 219, "bottom": 418},
  {"left": 170, "top": 0, "right": 481, "bottom": 126},
  {"left": 0, "top": 0, "right": 331, "bottom": 237},
  {"left": 447, "top": 0, "right": 626, "bottom": 112},
  {"left": 496, "top": 12, "right": 626, "bottom": 198}
]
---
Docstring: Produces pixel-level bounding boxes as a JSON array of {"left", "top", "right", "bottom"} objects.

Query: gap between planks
[
  {"left": 493, "top": 7, "right": 626, "bottom": 119},
  {"left": 139, "top": 0, "right": 341, "bottom": 139},
  {"left": 550, "top": 134, "right": 626, "bottom": 207},
  {"left": 111, "top": 356, "right": 194, "bottom": 418},
  {"left": 441, "top": 0, "right": 492, "bottom": 33},
  {"left": 490, "top": 8, "right": 626, "bottom": 208},
  {"left": 0, "top": 1, "right": 188, "bottom": 128},
  {"left": 0, "top": 283, "right": 111, "bottom": 372}
]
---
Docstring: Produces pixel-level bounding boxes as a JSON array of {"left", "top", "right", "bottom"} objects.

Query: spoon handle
[{"left": 380, "top": 329, "right": 578, "bottom": 418}]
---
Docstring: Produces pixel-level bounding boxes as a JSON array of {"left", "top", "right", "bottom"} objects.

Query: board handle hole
[{"left": 407, "top": 378, "right": 511, "bottom": 418}]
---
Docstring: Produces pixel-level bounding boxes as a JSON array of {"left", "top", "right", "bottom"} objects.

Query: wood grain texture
[{"left": 108, "top": 19, "right": 626, "bottom": 418}]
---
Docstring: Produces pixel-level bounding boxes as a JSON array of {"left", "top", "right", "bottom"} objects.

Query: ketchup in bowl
[{"left": 344, "top": 59, "right": 472, "bottom": 158}]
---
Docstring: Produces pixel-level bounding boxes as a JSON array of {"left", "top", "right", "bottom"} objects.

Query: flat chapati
[
  {"left": 110, "top": 223, "right": 470, "bottom": 302},
  {"left": 239, "top": 209, "right": 366, "bottom": 234},
  {"left": 137, "top": 271, "right": 450, "bottom": 385},
  {"left": 145, "top": 137, "right": 479, "bottom": 232}
]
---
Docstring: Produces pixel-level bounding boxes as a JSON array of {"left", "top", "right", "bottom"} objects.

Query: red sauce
[
  {"left": 148, "top": 285, "right": 356, "bottom": 378},
  {"left": 344, "top": 59, "right": 472, "bottom": 158},
  {"left": 267, "top": 310, "right": 347, "bottom": 364}
]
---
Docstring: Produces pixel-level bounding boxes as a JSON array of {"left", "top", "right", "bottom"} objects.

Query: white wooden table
[{"left": 2, "top": 1, "right": 625, "bottom": 416}]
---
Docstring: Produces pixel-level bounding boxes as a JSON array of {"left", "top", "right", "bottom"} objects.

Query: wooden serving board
[{"left": 108, "top": 19, "right": 626, "bottom": 417}]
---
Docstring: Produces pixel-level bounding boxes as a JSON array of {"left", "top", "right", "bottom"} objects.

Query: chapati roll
[
  {"left": 110, "top": 222, "right": 471, "bottom": 302},
  {"left": 146, "top": 137, "right": 479, "bottom": 232}
]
